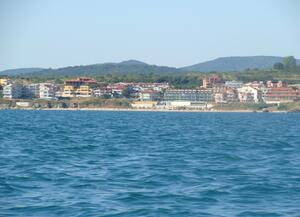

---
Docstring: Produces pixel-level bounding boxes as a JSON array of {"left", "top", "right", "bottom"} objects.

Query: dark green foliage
[
  {"left": 182, "top": 56, "right": 300, "bottom": 72},
  {"left": 283, "top": 56, "right": 297, "bottom": 71},
  {"left": 278, "top": 103, "right": 289, "bottom": 111},
  {"left": 273, "top": 62, "right": 284, "bottom": 70},
  {"left": 22, "top": 61, "right": 182, "bottom": 78}
]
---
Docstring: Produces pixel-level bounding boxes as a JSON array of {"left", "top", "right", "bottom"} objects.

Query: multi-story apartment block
[
  {"left": 3, "top": 83, "right": 23, "bottom": 99},
  {"left": 23, "top": 84, "right": 40, "bottom": 98},
  {"left": 237, "top": 86, "right": 262, "bottom": 103},
  {"left": 203, "top": 76, "right": 223, "bottom": 88},
  {"left": 264, "top": 87, "right": 298, "bottom": 104},
  {"left": 63, "top": 77, "right": 97, "bottom": 98},
  {"left": 164, "top": 89, "right": 213, "bottom": 102},
  {"left": 39, "top": 83, "right": 56, "bottom": 99},
  {"left": 76, "top": 85, "right": 93, "bottom": 97}
]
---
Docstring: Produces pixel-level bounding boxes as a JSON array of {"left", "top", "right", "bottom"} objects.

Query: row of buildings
[
  {"left": 0, "top": 79, "right": 57, "bottom": 99},
  {"left": 0, "top": 76, "right": 299, "bottom": 106}
]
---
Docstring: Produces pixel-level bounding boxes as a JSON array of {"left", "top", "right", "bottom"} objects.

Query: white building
[
  {"left": 225, "top": 81, "right": 243, "bottom": 89},
  {"left": 139, "top": 90, "right": 160, "bottom": 101},
  {"left": 3, "top": 83, "right": 23, "bottom": 99},
  {"left": 24, "top": 84, "right": 40, "bottom": 98},
  {"left": 237, "top": 86, "right": 262, "bottom": 103},
  {"left": 39, "top": 83, "right": 56, "bottom": 99}
]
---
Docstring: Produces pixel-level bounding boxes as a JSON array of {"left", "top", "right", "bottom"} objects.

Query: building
[
  {"left": 0, "top": 78, "right": 11, "bottom": 86},
  {"left": 237, "top": 86, "right": 262, "bottom": 103},
  {"left": 64, "top": 77, "right": 97, "bottom": 88},
  {"left": 62, "top": 85, "right": 76, "bottom": 97},
  {"left": 266, "top": 80, "right": 288, "bottom": 88},
  {"left": 39, "top": 83, "right": 56, "bottom": 99},
  {"left": 264, "top": 87, "right": 298, "bottom": 104},
  {"left": 23, "top": 84, "right": 40, "bottom": 98},
  {"left": 131, "top": 101, "right": 158, "bottom": 109},
  {"left": 76, "top": 85, "right": 93, "bottom": 97},
  {"left": 106, "top": 83, "right": 129, "bottom": 96},
  {"left": 225, "top": 81, "right": 243, "bottom": 89},
  {"left": 3, "top": 83, "right": 23, "bottom": 99},
  {"left": 63, "top": 77, "right": 97, "bottom": 98},
  {"left": 139, "top": 90, "right": 161, "bottom": 101},
  {"left": 164, "top": 89, "right": 213, "bottom": 102},
  {"left": 202, "top": 76, "right": 223, "bottom": 88},
  {"left": 93, "top": 88, "right": 113, "bottom": 98}
]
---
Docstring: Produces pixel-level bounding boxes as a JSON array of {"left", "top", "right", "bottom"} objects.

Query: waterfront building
[
  {"left": 63, "top": 77, "right": 97, "bottom": 98},
  {"left": 93, "top": 88, "right": 113, "bottom": 98},
  {"left": 225, "top": 88, "right": 239, "bottom": 103},
  {"left": 3, "top": 83, "right": 23, "bottom": 99},
  {"left": 23, "top": 84, "right": 40, "bottom": 98},
  {"left": 62, "top": 85, "right": 76, "bottom": 97},
  {"left": 139, "top": 90, "right": 161, "bottom": 101},
  {"left": 237, "top": 86, "right": 262, "bottom": 103},
  {"left": 264, "top": 87, "right": 298, "bottom": 104},
  {"left": 76, "top": 85, "right": 93, "bottom": 97},
  {"left": 39, "top": 83, "right": 56, "bottom": 99},
  {"left": 164, "top": 89, "right": 213, "bottom": 102}
]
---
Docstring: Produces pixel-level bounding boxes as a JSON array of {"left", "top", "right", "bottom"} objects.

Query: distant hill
[
  {"left": 181, "top": 56, "right": 300, "bottom": 72},
  {"left": 23, "top": 60, "right": 182, "bottom": 77},
  {"left": 2, "top": 56, "right": 300, "bottom": 77},
  {"left": 0, "top": 68, "right": 44, "bottom": 76}
]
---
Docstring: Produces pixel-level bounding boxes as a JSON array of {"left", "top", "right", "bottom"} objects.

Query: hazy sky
[{"left": 0, "top": 0, "right": 299, "bottom": 70}]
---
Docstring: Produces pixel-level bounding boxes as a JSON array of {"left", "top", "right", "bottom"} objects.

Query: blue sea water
[{"left": 0, "top": 110, "right": 300, "bottom": 217}]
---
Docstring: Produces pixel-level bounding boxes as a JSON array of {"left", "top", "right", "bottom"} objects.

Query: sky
[{"left": 0, "top": 0, "right": 299, "bottom": 71}]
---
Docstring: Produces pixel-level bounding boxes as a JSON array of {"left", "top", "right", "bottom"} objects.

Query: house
[{"left": 106, "top": 83, "right": 129, "bottom": 96}]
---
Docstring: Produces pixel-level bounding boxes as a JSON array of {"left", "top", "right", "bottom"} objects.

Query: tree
[
  {"left": 273, "top": 62, "right": 284, "bottom": 70},
  {"left": 283, "top": 56, "right": 297, "bottom": 71},
  {"left": 122, "top": 86, "right": 131, "bottom": 98}
]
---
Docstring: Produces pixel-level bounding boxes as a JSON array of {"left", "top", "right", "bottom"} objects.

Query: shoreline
[{"left": 0, "top": 107, "right": 289, "bottom": 113}]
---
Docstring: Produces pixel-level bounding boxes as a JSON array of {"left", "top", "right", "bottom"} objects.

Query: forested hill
[
  {"left": 1, "top": 56, "right": 300, "bottom": 77},
  {"left": 23, "top": 60, "right": 182, "bottom": 77},
  {"left": 182, "top": 56, "right": 300, "bottom": 72},
  {"left": 0, "top": 68, "right": 45, "bottom": 76}
]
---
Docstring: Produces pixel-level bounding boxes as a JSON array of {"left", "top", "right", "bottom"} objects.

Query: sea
[{"left": 0, "top": 110, "right": 300, "bottom": 217}]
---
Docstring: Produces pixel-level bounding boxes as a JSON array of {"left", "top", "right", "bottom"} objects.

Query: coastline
[{"left": 0, "top": 107, "right": 289, "bottom": 113}]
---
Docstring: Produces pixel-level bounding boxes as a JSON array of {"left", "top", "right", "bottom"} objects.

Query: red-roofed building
[{"left": 264, "top": 87, "right": 299, "bottom": 104}]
